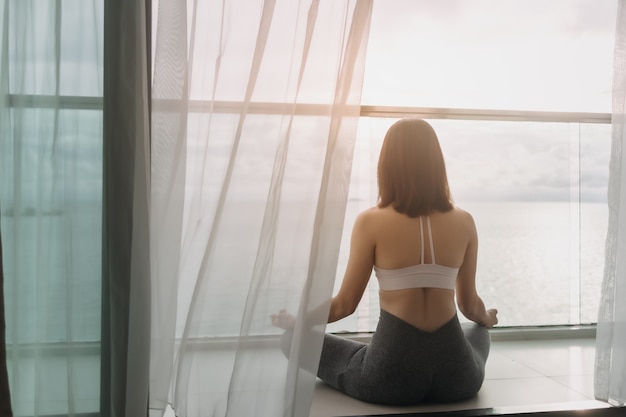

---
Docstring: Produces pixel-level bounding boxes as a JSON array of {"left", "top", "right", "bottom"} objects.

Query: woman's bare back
[{"left": 371, "top": 206, "right": 475, "bottom": 332}]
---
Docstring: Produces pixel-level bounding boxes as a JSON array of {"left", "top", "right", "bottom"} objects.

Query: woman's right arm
[
  {"left": 455, "top": 211, "right": 498, "bottom": 328},
  {"left": 327, "top": 209, "right": 376, "bottom": 323}
]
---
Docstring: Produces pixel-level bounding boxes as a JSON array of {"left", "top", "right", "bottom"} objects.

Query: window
[
  {"left": 1, "top": 2, "right": 104, "bottom": 414},
  {"left": 327, "top": 0, "right": 617, "bottom": 333},
  {"left": 329, "top": 118, "right": 611, "bottom": 332}
]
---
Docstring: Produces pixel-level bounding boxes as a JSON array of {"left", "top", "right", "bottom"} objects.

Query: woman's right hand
[
  {"left": 483, "top": 308, "right": 498, "bottom": 328},
  {"left": 271, "top": 309, "right": 296, "bottom": 330}
]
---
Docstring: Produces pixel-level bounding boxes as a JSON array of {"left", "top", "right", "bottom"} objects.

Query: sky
[
  {"left": 352, "top": 0, "right": 618, "bottom": 204},
  {"left": 1, "top": 0, "right": 618, "bottom": 208},
  {"left": 361, "top": 0, "right": 617, "bottom": 112},
  {"left": 350, "top": 118, "right": 612, "bottom": 206},
  {"left": 174, "top": 0, "right": 618, "bottom": 207}
]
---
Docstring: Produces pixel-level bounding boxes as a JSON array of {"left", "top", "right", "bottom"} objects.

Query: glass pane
[
  {"left": 1, "top": 2, "right": 104, "bottom": 415},
  {"left": 5, "top": 1, "right": 103, "bottom": 97},
  {"left": 59, "top": 0, "right": 104, "bottom": 96},
  {"left": 580, "top": 123, "right": 611, "bottom": 324},
  {"left": 1, "top": 109, "right": 102, "bottom": 415},
  {"left": 187, "top": 0, "right": 359, "bottom": 103},
  {"left": 362, "top": 0, "right": 617, "bottom": 112},
  {"left": 328, "top": 117, "right": 609, "bottom": 332},
  {"left": 179, "top": 113, "right": 349, "bottom": 337},
  {"left": 7, "top": 2, "right": 59, "bottom": 95},
  {"left": 1, "top": 109, "right": 102, "bottom": 343}
]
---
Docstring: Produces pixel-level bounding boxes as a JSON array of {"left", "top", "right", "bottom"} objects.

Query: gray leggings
[{"left": 283, "top": 310, "right": 490, "bottom": 405}]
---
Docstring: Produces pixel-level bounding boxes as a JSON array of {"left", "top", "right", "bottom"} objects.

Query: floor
[{"left": 308, "top": 337, "right": 611, "bottom": 417}]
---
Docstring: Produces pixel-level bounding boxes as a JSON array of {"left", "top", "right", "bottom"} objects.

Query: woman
[{"left": 272, "top": 118, "right": 498, "bottom": 405}]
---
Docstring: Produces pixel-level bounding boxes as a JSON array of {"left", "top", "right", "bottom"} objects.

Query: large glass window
[
  {"left": 0, "top": 2, "right": 104, "bottom": 415},
  {"left": 328, "top": 118, "right": 611, "bottom": 332},
  {"left": 171, "top": 0, "right": 617, "bottom": 335},
  {"left": 324, "top": 0, "right": 617, "bottom": 333}
]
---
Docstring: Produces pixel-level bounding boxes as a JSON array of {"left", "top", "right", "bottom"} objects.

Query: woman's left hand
[{"left": 271, "top": 309, "right": 296, "bottom": 329}]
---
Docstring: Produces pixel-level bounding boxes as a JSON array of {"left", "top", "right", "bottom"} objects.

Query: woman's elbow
[
  {"left": 457, "top": 300, "right": 468, "bottom": 316},
  {"left": 338, "top": 297, "right": 358, "bottom": 318},
  {"left": 329, "top": 296, "right": 357, "bottom": 322},
  {"left": 456, "top": 295, "right": 475, "bottom": 317}
]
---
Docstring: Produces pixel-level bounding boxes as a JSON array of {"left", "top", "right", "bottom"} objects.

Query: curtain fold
[
  {"left": 149, "top": 1, "right": 372, "bottom": 416},
  {"left": 101, "top": 0, "right": 151, "bottom": 416},
  {"left": 595, "top": 0, "right": 626, "bottom": 407},
  {"left": 0, "top": 5, "right": 11, "bottom": 415},
  {"left": 0, "top": 225, "right": 12, "bottom": 417}
]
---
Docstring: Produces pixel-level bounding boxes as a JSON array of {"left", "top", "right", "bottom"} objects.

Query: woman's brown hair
[{"left": 377, "top": 118, "right": 454, "bottom": 217}]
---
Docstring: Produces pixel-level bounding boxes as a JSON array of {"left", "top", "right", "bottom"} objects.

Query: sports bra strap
[
  {"left": 375, "top": 215, "right": 456, "bottom": 291},
  {"left": 419, "top": 217, "right": 425, "bottom": 265},
  {"left": 419, "top": 216, "right": 436, "bottom": 264},
  {"left": 427, "top": 216, "right": 435, "bottom": 264}
]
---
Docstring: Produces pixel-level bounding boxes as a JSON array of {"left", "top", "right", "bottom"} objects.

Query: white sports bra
[{"left": 374, "top": 216, "right": 459, "bottom": 291}]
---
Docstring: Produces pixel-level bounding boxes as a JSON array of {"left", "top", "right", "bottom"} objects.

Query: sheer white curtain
[
  {"left": 0, "top": 1, "right": 104, "bottom": 415},
  {"left": 149, "top": 1, "right": 372, "bottom": 416},
  {"left": 595, "top": 0, "right": 626, "bottom": 407}
]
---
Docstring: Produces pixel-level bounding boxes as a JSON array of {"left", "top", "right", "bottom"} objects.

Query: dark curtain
[
  {"left": 0, "top": 226, "right": 12, "bottom": 417},
  {"left": 101, "top": 0, "right": 151, "bottom": 416}
]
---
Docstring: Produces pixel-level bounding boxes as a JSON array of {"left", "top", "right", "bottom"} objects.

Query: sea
[
  {"left": 328, "top": 200, "right": 608, "bottom": 333},
  {"left": 1, "top": 200, "right": 609, "bottom": 342}
]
